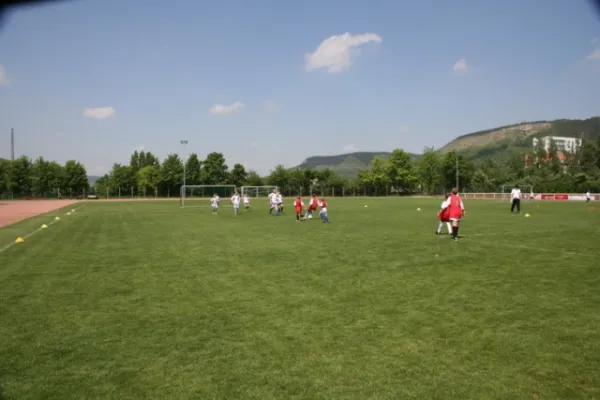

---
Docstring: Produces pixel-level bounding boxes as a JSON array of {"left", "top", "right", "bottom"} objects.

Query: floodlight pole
[
  {"left": 181, "top": 140, "right": 188, "bottom": 187},
  {"left": 180, "top": 140, "right": 188, "bottom": 207}
]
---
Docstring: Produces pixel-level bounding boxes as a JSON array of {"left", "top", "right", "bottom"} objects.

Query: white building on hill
[{"left": 532, "top": 136, "right": 582, "bottom": 154}]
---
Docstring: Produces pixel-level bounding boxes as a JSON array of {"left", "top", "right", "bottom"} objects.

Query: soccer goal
[
  {"left": 500, "top": 184, "right": 534, "bottom": 201},
  {"left": 180, "top": 185, "right": 237, "bottom": 208},
  {"left": 240, "top": 186, "right": 278, "bottom": 198}
]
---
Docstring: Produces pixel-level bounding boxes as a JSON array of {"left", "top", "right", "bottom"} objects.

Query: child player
[
  {"left": 268, "top": 190, "right": 277, "bottom": 214},
  {"left": 277, "top": 191, "right": 284, "bottom": 213},
  {"left": 243, "top": 193, "right": 251, "bottom": 210},
  {"left": 436, "top": 193, "right": 452, "bottom": 235},
  {"left": 294, "top": 196, "right": 305, "bottom": 221},
  {"left": 319, "top": 198, "right": 330, "bottom": 223},
  {"left": 211, "top": 193, "right": 219, "bottom": 215},
  {"left": 231, "top": 191, "right": 241, "bottom": 215},
  {"left": 306, "top": 193, "right": 319, "bottom": 219}
]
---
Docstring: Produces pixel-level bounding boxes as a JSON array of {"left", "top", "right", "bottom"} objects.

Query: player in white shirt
[
  {"left": 586, "top": 191, "right": 592, "bottom": 203},
  {"left": 436, "top": 193, "right": 452, "bottom": 235},
  {"left": 276, "top": 192, "right": 284, "bottom": 214},
  {"left": 243, "top": 194, "right": 251, "bottom": 210},
  {"left": 231, "top": 192, "right": 241, "bottom": 215},
  {"left": 210, "top": 194, "right": 219, "bottom": 215},
  {"left": 268, "top": 190, "right": 277, "bottom": 214},
  {"left": 510, "top": 185, "right": 521, "bottom": 214}
]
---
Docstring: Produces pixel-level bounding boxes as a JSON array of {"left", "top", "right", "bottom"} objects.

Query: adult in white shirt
[
  {"left": 586, "top": 191, "right": 592, "bottom": 203},
  {"left": 268, "top": 191, "right": 277, "bottom": 214},
  {"left": 510, "top": 185, "right": 521, "bottom": 214}
]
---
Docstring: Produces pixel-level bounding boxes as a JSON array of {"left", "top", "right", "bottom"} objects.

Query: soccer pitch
[{"left": 1, "top": 198, "right": 599, "bottom": 399}]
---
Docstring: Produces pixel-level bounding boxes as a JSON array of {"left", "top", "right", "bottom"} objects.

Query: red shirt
[
  {"left": 447, "top": 194, "right": 464, "bottom": 219},
  {"left": 320, "top": 200, "right": 327, "bottom": 208},
  {"left": 294, "top": 199, "right": 303, "bottom": 210},
  {"left": 309, "top": 196, "right": 318, "bottom": 210}
]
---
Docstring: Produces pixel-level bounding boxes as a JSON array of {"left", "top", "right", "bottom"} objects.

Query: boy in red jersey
[
  {"left": 436, "top": 193, "right": 452, "bottom": 235},
  {"left": 445, "top": 188, "right": 465, "bottom": 241},
  {"left": 319, "top": 198, "right": 330, "bottom": 223},
  {"left": 306, "top": 193, "right": 319, "bottom": 219},
  {"left": 294, "top": 196, "right": 305, "bottom": 221}
]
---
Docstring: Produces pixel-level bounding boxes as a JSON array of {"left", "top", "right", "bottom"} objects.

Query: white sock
[
  {"left": 446, "top": 222, "right": 452, "bottom": 233},
  {"left": 437, "top": 222, "right": 443, "bottom": 233}
]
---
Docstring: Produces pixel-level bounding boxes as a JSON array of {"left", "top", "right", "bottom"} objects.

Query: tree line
[
  {"left": 0, "top": 156, "right": 88, "bottom": 198},
  {"left": 2, "top": 137, "right": 600, "bottom": 199}
]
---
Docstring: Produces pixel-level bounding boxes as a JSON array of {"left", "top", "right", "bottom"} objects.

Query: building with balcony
[{"left": 532, "top": 136, "right": 582, "bottom": 154}]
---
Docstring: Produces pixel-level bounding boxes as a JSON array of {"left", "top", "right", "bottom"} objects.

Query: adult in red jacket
[{"left": 446, "top": 188, "right": 465, "bottom": 241}]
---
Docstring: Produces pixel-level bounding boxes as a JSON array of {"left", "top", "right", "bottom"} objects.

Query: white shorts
[
  {"left": 244, "top": 202, "right": 250, "bottom": 206},
  {"left": 212, "top": 205, "right": 219, "bottom": 209},
  {"left": 270, "top": 202, "right": 276, "bottom": 207},
  {"left": 233, "top": 203, "right": 240, "bottom": 209}
]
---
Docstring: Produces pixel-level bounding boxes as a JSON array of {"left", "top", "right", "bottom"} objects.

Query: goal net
[
  {"left": 500, "top": 184, "right": 534, "bottom": 201},
  {"left": 240, "top": 186, "right": 278, "bottom": 198},
  {"left": 180, "top": 185, "right": 237, "bottom": 208}
]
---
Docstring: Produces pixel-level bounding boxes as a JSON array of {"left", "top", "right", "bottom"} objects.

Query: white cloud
[
  {"left": 305, "top": 32, "right": 383, "bottom": 73},
  {"left": 208, "top": 102, "right": 244, "bottom": 115},
  {"left": 342, "top": 144, "right": 359, "bottom": 153},
  {"left": 586, "top": 48, "right": 600, "bottom": 60},
  {"left": 83, "top": 107, "right": 116, "bottom": 119},
  {"left": 452, "top": 58, "right": 469, "bottom": 73},
  {"left": 262, "top": 100, "right": 279, "bottom": 113},
  {"left": 0, "top": 64, "right": 9, "bottom": 85}
]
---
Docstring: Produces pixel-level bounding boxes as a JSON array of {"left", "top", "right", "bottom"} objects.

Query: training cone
[
  {"left": 66, "top": 212, "right": 71, "bottom": 216},
  {"left": 71, "top": 209, "right": 75, "bottom": 212},
  {"left": 55, "top": 216, "right": 60, "bottom": 220},
  {"left": 417, "top": 208, "right": 421, "bottom": 211},
  {"left": 15, "top": 237, "right": 24, "bottom": 243},
  {"left": 41, "top": 224, "right": 48, "bottom": 229},
  {"left": 525, "top": 213, "right": 530, "bottom": 217},
  {"left": 364, "top": 205, "right": 368, "bottom": 208}
]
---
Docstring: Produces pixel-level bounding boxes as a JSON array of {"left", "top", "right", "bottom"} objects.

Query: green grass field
[{"left": 1, "top": 198, "right": 599, "bottom": 399}]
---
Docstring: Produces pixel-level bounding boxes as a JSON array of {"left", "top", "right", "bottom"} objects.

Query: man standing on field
[
  {"left": 510, "top": 184, "right": 521, "bottom": 214},
  {"left": 446, "top": 188, "right": 465, "bottom": 241}
]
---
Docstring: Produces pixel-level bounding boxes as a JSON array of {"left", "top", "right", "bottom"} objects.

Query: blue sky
[{"left": 1, "top": 0, "right": 600, "bottom": 176}]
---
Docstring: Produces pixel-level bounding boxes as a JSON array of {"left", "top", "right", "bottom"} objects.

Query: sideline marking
[{"left": 0, "top": 205, "right": 83, "bottom": 255}]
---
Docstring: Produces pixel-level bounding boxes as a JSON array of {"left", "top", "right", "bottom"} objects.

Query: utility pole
[
  {"left": 10, "top": 128, "right": 14, "bottom": 161},
  {"left": 455, "top": 157, "right": 459, "bottom": 191}
]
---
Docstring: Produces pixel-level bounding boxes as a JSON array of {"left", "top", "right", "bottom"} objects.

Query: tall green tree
[
  {"left": 63, "top": 160, "right": 89, "bottom": 196},
  {"left": 185, "top": 153, "right": 202, "bottom": 185},
  {"left": 386, "top": 148, "right": 417, "bottom": 193},
  {"left": 201, "top": 152, "right": 228, "bottom": 184},
  {"left": 228, "top": 163, "right": 247, "bottom": 187},
  {"left": 137, "top": 165, "right": 161, "bottom": 195},
  {"left": 160, "top": 154, "right": 184, "bottom": 195},
  {"left": 9, "top": 156, "right": 33, "bottom": 196},
  {"left": 245, "top": 170, "right": 264, "bottom": 186},
  {"left": 418, "top": 147, "right": 442, "bottom": 194},
  {"left": 267, "top": 165, "right": 290, "bottom": 189}
]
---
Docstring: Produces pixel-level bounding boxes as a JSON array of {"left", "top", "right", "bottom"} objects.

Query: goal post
[
  {"left": 180, "top": 185, "right": 237, "bottom": 208},
  {"left": 240, "top": 186, "right": 279, "bottom": 198}
]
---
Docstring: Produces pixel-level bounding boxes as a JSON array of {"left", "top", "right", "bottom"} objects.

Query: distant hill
[
  {"left": 293, "top": 151, "right": 420, "bottom": 178},
  {"left": 441, "top": 117, "right": 600, "bottom": 154}
]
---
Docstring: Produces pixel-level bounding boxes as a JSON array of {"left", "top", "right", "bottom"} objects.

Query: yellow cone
[
  {"left": 55, "top": 216, "right": 60, "bottom": 220},
  {"left": 66, "top": 212, "right": 71, "bottom": 216},
  {"left": 71, "top": 209, "right": 75, "bottom": 212},
  {"left": 41, "top": 224, "right": 48, "bottom": 229},
  {"left": 525, "top": 213, "right": 530, "bottom": 217},
  {"left": 15, "top": 237, "right": 24, "bottom": 243}
]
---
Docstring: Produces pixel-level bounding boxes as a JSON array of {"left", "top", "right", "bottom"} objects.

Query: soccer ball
[{"left": 307, "top": 214, "right": 313, "bottom": 219}]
